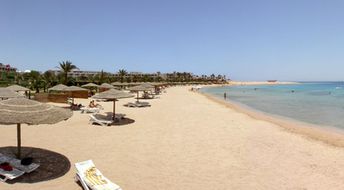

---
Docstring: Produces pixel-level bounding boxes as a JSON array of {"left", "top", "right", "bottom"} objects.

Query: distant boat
[{"left": 267, "top": 80, "right": 277, "bottom": 82}]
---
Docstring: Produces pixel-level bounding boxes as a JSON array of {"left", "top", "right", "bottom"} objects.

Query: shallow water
[{"left": 201, "top": 82, "right": 344, "bottom": 129}]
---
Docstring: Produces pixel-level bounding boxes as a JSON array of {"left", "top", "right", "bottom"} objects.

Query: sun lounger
[
  {"left": 0, "top": 153, "right": 39, "bottom": 174},
  {"left": 81, "top": 107, "right": 101, "bottom": 114},
  {"left": 142, "top": 93, "right": 155, "bottom": 99},
  {"left": 124, "top": 102, "right": 150, "bottom": 108},
  {"left": 123, "top": 102, "right": 137, "bottom": 107},
  {"left": 137, "top": 101, "right": 150, "bottom": 106},
  {"left": 114, "top": 114, "right": 126, "bottom": 120},
  {"left": 0, "top": 166, "right": 25, "bottom": 182},
  {"left": 89, "top": 115, "right": 113, "bottom": 126},
  {"left": 75, "top": 160, "right": 122, "bottom": 190}
]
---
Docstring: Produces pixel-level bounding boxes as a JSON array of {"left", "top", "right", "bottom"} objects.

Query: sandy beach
[{"left": 2, "top": 86, "right": 344, "bottom": 190}]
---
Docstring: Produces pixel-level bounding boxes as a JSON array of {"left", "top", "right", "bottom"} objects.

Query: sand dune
[{"left": 1, "top": 86, "right": 344, "bottom": 190}]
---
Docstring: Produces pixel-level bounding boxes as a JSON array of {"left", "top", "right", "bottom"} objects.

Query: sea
[{"left": 201, "top": 82, "right": 344, "bottom": 129}]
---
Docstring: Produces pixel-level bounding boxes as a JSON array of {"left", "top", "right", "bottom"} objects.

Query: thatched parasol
[
  {"left": 92, "top": 89, "right": 133, "bottom": 121},
  {"left": 111, "top": 82, "right": 135, "bottom": 86},
  {"left": 128, "top": 85, "right": 154, "bottom": 102},
  {"left": 153, "top": 82, "right": 166, "bottom": 86},
  {"left": 62, "top": 86, "right": 88, "bottom": 92},
  {"left": 61, "top": 86, "right": 88, "bottom": 104},
  {"left": 99, "top": 83, "right": 115, "bottom": 89},
  {"left": 6, "top": 84, "right": 30, "bottom": 92},
  {"left": 6, "top": 84, "right": 31, "bottom": 99},
  {"left": 0, "top": 88, "right": 24, "bottom": 100},
  {"left": 48, "top": 84, "right": 68, "bottom": 92},
  {"left": 140, "top": 83, "right": 155, "bottom": 88},
  {"left": 111, "top": 82, "right": 124, "bottom": 86},
  {"left": 0, "top": 98, "right": 72, "bottom": 158},
  {"left": 82, "top": 83, "right": 99, "bottom": 88},
  {"left": 128, "top": 85, "right": 154, "bottom": 91}
]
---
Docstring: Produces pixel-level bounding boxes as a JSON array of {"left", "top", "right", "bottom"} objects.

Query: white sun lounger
[
  {"left": 75, "top": 160, "right": 122, "bottom": 190},
  {"left": 0, "top": 167, "right": 25, "bottom": 182},
  {"left": 89, "top": 115, "right": 113, "bottom": 126},
  {"left": 114, "top": 114, "right": 126, "bottom": 120},
  {"left": 124, "top": 102, "right": 150, "bottom": 108},
  {"left": 81, "top": 107, "right": 101, "bottom": 114},
  {"left": 0, "top": 153, "right": 39, "bottom": 173},
  {"left": 123, "top": 102, "right": 137, "bottom": 108},
  {"left": 137, "top": 102, "right": 150, "bottom": 107}
]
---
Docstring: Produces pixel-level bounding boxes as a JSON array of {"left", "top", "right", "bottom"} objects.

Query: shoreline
[
  {"left": 225, "top": 81, "right": 300, "bottom": 86},
  {"left": 198, "top": 90, "right": 344, "bottom": 147}
]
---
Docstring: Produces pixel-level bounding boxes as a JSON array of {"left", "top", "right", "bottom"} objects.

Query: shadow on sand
[
  {"left": 0, "top": 146, "right": 71, "bottom": 184},
  {"left": 97, "top": 112, "right": 135, "bottom": 126}
]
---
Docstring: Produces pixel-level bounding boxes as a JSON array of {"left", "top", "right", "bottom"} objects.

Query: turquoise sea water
[{"left": 201, "top": 82, "right": 344, "bottom": 129}]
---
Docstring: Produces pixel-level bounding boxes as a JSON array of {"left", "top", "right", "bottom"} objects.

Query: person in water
[{"left": 224, "top": 92, "right": 227, "bottom": 99}]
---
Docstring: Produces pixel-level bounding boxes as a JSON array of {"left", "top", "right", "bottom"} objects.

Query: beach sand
[{"left": 1, "top": 86, "right": 344, "bottom": 190}]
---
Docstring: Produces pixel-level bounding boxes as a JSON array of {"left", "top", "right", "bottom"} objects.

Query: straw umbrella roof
[
  {"left": 92, "top": 89, "right": 134, "bottom": 122},
  {"left": 48, "top": 84, "right": 68, "bottom": 92},
  {"left": 0, "top": 98, "right": 72, "bottom": 125},
  {"left": 111, "top": 82, "right": 134, "bottom": 86},
  {"left": 140, "top": 83, "right": 155, "bottom": 88},
  {"left": 6, "top": 84, "right": 30, "bottom": 91},
  {"left": 92, "top": 89, "right": 134, "bottom": 100},
  {"left": 99, "top": 83, "right": 115, "bottom": 89},
  {"left": 60, "top": 86, "right": 88, "bottom": 103},
  {"left": 155, "top": 82, "right": 167, "bottom": 86},
  {"left": 62, "top": 86, "right": 88, "bottom": 91},
  {"left": 82, "top": 83, "right": 99, "bottom": 88},
  {"left": 111, "top": 82, "right": 124, "bottom": 86},
  {"left": 128, "top": 85, "right": 153, "bottom": 102},
  {"left": 0, "top": 88, "right": 24, "bottom": 99},
  {"left": 129, "top": 82, "right": 143, "bottom": 86},
  {"left": 128, "top": 85, "right": 153, "bottom": 92},
  {"left": 0, "top": 98, "right": 72, "bottom": 158}
]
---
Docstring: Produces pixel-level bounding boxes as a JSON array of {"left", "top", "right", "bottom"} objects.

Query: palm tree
[
  {"left": 132, "top": 74, "right": 138, "bottom": 83},
  {"left": 118, "top": 69, "right": 127, "bottom": 83},
  {"left": 28, "top": 71, "right": 43, "bottom": 93},
  {"left": 42, "top": 71, "right": 56, "bottom": 92},
  {"left": 99, "top": 70, "right": 109, "bottom": 84},
  {"left": 14, "top": 72, "right": 24, "bottom": 85},
  {"left": 58, "top": 61, "right": 78, "bottom": 84}
]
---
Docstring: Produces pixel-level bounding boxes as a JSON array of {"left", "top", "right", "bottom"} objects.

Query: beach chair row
[{"left": 1, "top": 157, "right": 122, "bottom": 190}]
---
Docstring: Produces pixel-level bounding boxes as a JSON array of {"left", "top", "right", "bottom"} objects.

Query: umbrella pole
[
  {"left": 137, "top": 91, "right": 139, "bottom": 102},
  {"left": 113, "top": 100, "right": 116, "bottom": 121},
  {"left": 17, "top": 123, "right": 21, "bottom": 159}
]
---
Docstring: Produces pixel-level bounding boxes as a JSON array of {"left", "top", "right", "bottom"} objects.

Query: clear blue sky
[{"left": 1, "top": 0, "right": 344, "bottom": 81}]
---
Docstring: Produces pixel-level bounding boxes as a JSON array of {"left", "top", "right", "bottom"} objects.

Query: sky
[{"left": 1, "top": 0, "right": 344, "bottom": 81}]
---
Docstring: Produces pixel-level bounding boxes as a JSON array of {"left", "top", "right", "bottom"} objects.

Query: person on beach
[
  {"left": 89, "top": 100, "right": 99, "bottom": 108},
  {"left": 224, "top": 92, "right": 227, "bottom": 99}
]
